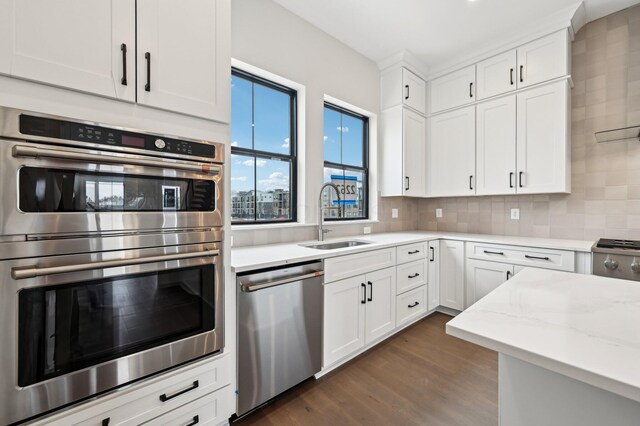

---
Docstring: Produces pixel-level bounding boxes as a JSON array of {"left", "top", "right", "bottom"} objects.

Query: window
[
  {"left": 323, "top": 103, "right": 369, "bottom": 220},
  {"left": 231, "top": 69, "right": 297, "bottom": 224}
]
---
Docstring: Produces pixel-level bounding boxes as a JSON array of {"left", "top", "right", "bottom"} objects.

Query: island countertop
[{"left": 446, "top": 268, "right": 640, "bottom": 403}]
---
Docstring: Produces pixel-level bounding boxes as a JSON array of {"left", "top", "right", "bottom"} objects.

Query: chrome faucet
[{"left": 318, "top": 182, "right": 342, "bottom": 241}]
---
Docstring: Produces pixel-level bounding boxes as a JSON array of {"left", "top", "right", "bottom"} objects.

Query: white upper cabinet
[
  {"left": 137, "top": 0, "right": 230, "bottom": 121},
  {"left": 476, "top": 96, "right": 517, "bottom": 196},
  {"left": 429, "top": 65, "right": 476, "bottom": 113},
  {"left": 0, "top": 0, "right": 135, "bottom": 102},
  {"left": 476, "top": 50, "right": 517, "bottom": 100},
  {"left": 403, "top": 108, "right": 427, "bottom": 197},
  {"left": 516, "top": 80, "right": 570, "bottom": 194},
  {"left": 427, "top": 106, "right": 476, "bottom": 197},
  {"left": 517, "top": 30, "right": 569, "bottom": 89},
  {"left": 402, "top": 68, "right": 426, "bottom": 114},
  {"left": 381, "top": 66, "right": 426, "bottom": 115}
]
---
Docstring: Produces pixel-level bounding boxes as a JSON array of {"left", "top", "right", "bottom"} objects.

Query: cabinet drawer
[
  {"left": 396, "top": 242, "right": 428, "bottom": 264},
  {"left": 143, "top": 386, "right": 231, "bottom": 425},
  {"left": 396, "top": 286, "right": 427, "bottom": 327},
  {"left": 324, "top": 248, "right": 396, "bottom": 283},
  {"left": 466, "top": 242, "right": 575, "bottom": 272},
  {"left": 396, "top": 259, "right": 427, "bottom": 295},
  {"left": 38, "top": 355, "right": 231, "bottom": 426}
]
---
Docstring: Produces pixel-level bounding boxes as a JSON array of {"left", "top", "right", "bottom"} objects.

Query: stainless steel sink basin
[{"left": 302, "top": 240, "right": 371, "bottom": 250}]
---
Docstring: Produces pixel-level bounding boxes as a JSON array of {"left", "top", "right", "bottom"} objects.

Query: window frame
[
  {"left": 323, "top": 102, "right": 369, "bottom": 221},
  {"left": 231, "top": 68, "right": 298, "bottom": 225}
]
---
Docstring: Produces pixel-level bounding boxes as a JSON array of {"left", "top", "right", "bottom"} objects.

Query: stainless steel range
[
  {"left": 592, "top": 239, "right": 640, "bottom": 280},
  {"left": 0, "top": 108, "right": 225, "bottom": 425}
]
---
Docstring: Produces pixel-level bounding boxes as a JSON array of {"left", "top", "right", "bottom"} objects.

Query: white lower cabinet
[
  {"left": 323, "top": 267, "right": 396, "bottom": 367},
  {"left": 143, "top": 386, "right": 231, "bottom": 425},
  {"left": 466, "top": 259, "right": 514, "bottom": 308},
  {"left": 396, "top": 285, "right": 427, "bottom": 327},
  {"left": 427, "top": 241, "right": 440, "bottom": 311},
  {"left": 396, "top": 259, "right": 427, "bottom": 294},
  {"left": 439, "top": 240, "right": 465, "bottom": 311}
]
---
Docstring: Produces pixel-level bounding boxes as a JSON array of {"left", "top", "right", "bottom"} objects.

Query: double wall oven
[{"left": 0, "top": 108, "right": 225, "bottom": 425}]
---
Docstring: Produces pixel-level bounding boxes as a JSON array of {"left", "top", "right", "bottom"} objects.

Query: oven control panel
[{"left": 19, "top": 114, "right": 216, "bottom": 158}]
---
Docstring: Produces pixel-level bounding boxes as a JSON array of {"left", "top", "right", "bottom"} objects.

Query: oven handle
[
  {"left": 11, "top": 249, "right": 219, "bottom": 280},
  {"left": 12, "top": 145, "right": 221, "bottom": 176}
]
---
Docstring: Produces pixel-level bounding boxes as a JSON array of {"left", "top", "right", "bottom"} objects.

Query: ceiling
[{"left": 273, "top": 0, "right": 640, "bottom": 72}]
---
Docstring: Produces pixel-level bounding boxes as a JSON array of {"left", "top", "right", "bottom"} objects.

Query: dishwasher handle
[{"left": 240, "top": 270, "right": 324, "bottom": 292}]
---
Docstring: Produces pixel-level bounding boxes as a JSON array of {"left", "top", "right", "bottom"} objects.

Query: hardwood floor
[{"left": 235, "top": 313, "right": 498, "bottom": 426}]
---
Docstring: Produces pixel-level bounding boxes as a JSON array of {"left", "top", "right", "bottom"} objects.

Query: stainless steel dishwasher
[{"left": 237, "top": 261, "right": 324, "bottom": 416}]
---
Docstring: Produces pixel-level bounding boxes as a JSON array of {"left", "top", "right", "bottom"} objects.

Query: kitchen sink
[{"left": 302, "top": 240, "right": 371, "bottom": 250}]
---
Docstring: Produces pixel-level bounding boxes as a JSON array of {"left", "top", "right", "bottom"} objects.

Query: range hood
[{"left": 594, "top": 125, "right": 640, "bottom": 143}]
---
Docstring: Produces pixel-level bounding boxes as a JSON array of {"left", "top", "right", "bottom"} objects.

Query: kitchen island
[{"left": 447, "top": 268, "right": 640, "bottom": 426}]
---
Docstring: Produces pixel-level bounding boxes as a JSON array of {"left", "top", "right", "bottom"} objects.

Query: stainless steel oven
[
  {"left": 0, "top": 230, "right": 224, "bottom": 425},
  {"left": 0, "top": 107, "right": 224, "bottom": 237}
]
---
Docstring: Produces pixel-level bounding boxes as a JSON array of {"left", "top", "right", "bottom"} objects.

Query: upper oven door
[{"left": 0, "top": 140, "right": 223, "bottom": 236}]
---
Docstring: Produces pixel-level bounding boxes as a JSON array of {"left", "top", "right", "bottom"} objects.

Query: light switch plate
[
  {"left": 363, "top": 226, "right": 372, "bottom": 234},
  {"left": 511, "top": 208, "right": 520, "bottom": 220},
  {"left": 436, "top": 208, "right": 443, "bottom": 218},
  {"left": 391, "top": 208, "right": 399, "bottom": 218}
]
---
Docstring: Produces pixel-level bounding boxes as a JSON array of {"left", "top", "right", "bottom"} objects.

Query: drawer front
[
  {"left": 143, "top": 386, "right": 232, "bottom": 426},
  {"left": 396, "top": 242, "right": 428, "bottom": 265},
  {"left": 324, "top": 248, "right": 396, "bottom": 283},
  {"left": 466, "top": 242, "right": 575, "bottom": 272},
  {"left": 396, "top": 259, "right": 427, "bottom": 295},
  {"left": 38, "top": 355, "right": 231, "bottom": 426},
  {"left": 396, "top": 285, "right": 427, "bottom": 327}
]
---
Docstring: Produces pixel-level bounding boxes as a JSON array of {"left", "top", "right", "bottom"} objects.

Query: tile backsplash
[{"left": 418, "top": 3, "right": 640, "bottom": 242}]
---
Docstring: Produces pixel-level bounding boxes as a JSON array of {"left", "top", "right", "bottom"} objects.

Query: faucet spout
[{"left": 318, "top": 182, "right": 342, "bottom": 241}]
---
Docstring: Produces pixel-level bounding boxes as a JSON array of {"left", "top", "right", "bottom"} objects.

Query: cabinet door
[
  {"left": 466, "top": 260, "right": 514, "bottom": 309},
  {"left": 137, "top": 0, "right": 230, "bottom": 122},
  {"left": 402, "top": 68, "right": 426, "bottom": 114},
  {"left": 439, "top": 240, "right": 465, "bottom": 311},
  {"left": 476, "top": 95, "right": 517, "bottom": 195},
  {"left": 516, "top": 81, "right": 569, "bottom": 194},
  {"left": 364, "top": 267, "right": 396, "bottom": 344},
  {"left": 428, "top": 106, "right": 476, "bottom": 197},
  {"left": 517, "top": 30, "right": 569, "bottom": 88},
  {"left": 323, "top": 276, "right": 366, "bottom": 367},
  {"left": 429, "top": 65, "right": 475, "bottom": 113},
  {"left": 476, "top": 50, "right": 517, "bottom": 99},
  {"left": 403, "top": 108, "right": 426, "bottom": 197},
  {"left": 427, "top": 241, "right": 440, "bottom": 311},
  {"left": 0, "top": 0, "right": 135, "bottom": 101}
]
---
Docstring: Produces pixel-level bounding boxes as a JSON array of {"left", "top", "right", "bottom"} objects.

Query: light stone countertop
[
  {"left": 446, "top": 267, "right": 640, "bottom": 403},
  {"left": 230, "top": 231, "right": 594, "bottom": 273}
]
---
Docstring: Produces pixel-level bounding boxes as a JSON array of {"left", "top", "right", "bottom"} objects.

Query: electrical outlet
[
  {"left": 436, "top": 208, "right": 443, "bottom": 218},
  {"left": 392, "top": 208, "right": 399, "bottom": 219},
  {"left": 230, "top": 235, "right": 234, "bottom": 247},
  {"left": 363, "top": 226, "right": 372, "bottom": 235},
  {"left": 511, "top": 208, "right": 520, "bottom": 220}
]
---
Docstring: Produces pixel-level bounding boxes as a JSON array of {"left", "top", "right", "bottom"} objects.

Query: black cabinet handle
[
  {"left": 408, "top": 250, "right": 420, "bottom": 255},
  {"left": 186, "top": 415, "right": 200, "bottom": 426},
  {"left": 408, "top": 273, "right": 420, "bottom": 279},
  {"left": 483, "top": 250, "right": 504, "bottom": 255},
  {"left": 102, "top": 419, "right": 110, "bottom": 426},
  {"left": 159, "top": 380, "right": 199, "bottom": 402},
  {"left": 519, "top": 171, "right": 524, "bottom": 188},
  {"left": 510, "top": 68, "right": 514, "bottom": 85},
  {"left": 408, "top": 301, "right": 420, "bottom": 308},
  {"left": 120, "top": 44, "right": 127, "bottom": 86},
  {"left": 469, "top": 82, "right": 473, "bottom": 98},
  {"left": 367, "top": 281, "right": 373, "bottom": 302},
  {"left": 469, "top": 175, "right": 474, "bottom": 190},
  {"left": 145, "top": 52, "right": 151, "bottom": 92},
  {"left": 509, "top": 172, "right": 514, "bottom": 188},
  {"left": 430, "top": 246, "right": 435, "bottom": 261},
  {"left": 506, "top": 270, "right": 512, "bottom": 280},
  {"left": 525, "top": 255, "right": 550, "bottom": 261},
  {"left": 361, "top": 283, "right": 366, "bottom": 304},
  {"left": 405, "top": 84, "right": 410, "bottom": 100},
  {"left": 519, "top": 65, "right": 524, "bottom": 83},
  {"left": 405, "top": 176, "right": 410, "bottom": 191}
]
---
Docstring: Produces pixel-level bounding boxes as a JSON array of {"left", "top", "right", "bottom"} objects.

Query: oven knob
[
  {"left": 604, "top": 256, "right": 619, "bottom": 271},
  {"left": 632, "top": 258, "right": 640, "bottom": 273},
  {"left": 155, "top": 139, "right": 166, "bottom": 149}
]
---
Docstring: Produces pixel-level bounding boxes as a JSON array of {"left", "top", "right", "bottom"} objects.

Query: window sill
[{"left": 231, "top": 219, "right": 379, "bottom": 231}]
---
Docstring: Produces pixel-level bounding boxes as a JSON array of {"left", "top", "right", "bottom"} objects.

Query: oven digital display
[{"left": 122, "top": 135, "right": 145, "bottom": 148}]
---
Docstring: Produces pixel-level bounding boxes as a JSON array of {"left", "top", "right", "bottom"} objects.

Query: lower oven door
[{"left": 0, "top": 242, "right": 223, "bottom": 425}]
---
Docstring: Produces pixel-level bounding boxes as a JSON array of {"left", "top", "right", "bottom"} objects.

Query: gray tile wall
[{"left": 417, "top": 3, "right": 640, "bottom": 242}]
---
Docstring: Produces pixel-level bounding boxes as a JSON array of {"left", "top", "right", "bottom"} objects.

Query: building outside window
[
  {"left": 230, "top": 68, "right": 297, "bottom": 224},
  {"left": 323, "top": 103, "right": 369, "bottom": 220}
]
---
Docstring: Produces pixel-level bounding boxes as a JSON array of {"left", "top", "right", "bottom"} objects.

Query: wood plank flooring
[{"left": 235, "top": 313, "right": 498, "bottom": 426}]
